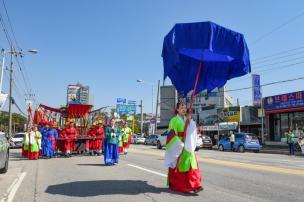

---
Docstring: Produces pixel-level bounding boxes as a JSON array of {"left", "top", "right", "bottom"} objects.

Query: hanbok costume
[
  {"left": 41, "top": 127, "right": 49, "bottom": 156},
  {"left": 165, "top": 115, "right": 202, "bottom": 193},
  {"left": 118, "top": 133, "right": 123, "bottom": 154},
  {"left": 94, "top": 127, "right": 104, "bottom": 155},
  {"left": 22, "top": 135, "right": 29, "bottom": 157},
  {"left": 46, "top": 128, "right": 58, "bottom": 158},
  {"left": 122, "top": 127, "right": 132, "bottom": 154},
  {"left": 104, "top": 126, "right": 120, "bottom": 165},
  {"left": 28, "top": 131, "right": 42, "bottom": 160},
  {"left": 65, "top": 127, "right": 78, "bottom": 155}
]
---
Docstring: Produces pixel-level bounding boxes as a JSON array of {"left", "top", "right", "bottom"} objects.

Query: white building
[{"left": 67, "top": 83, "right": 90, "bottom": 104}]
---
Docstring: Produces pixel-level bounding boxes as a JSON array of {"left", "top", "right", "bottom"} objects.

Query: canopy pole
[
  {"left": 188, "top": 61, "right": 202, "bottom": 117},
  {"left": 184, "top": 61, "right": 202, "bottom": 138}
]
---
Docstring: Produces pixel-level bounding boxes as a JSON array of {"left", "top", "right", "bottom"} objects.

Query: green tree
[{"left": 0, "top": 112, "right": 27, "bottom": 133}]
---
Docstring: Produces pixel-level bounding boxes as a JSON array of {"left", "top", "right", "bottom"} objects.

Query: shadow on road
[{"left": 45, "top": 180, "right": 169, "bottom": 197}]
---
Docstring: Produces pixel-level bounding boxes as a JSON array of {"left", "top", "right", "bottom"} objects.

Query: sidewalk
[{"left": 260, "top": 145, "right": 303, "bottom": 156}]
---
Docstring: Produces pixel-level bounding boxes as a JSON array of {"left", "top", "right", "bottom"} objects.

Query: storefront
[{"left": 264, "top": 90, "right": 304, "bottom": 142}]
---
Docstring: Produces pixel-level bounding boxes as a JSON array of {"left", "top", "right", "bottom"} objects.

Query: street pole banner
[
  {"left": 0, "top": 93, "right": 8, "bottom": 110},
  {"left": 252, "top": 74, "right": 261, "bottom": 107}
]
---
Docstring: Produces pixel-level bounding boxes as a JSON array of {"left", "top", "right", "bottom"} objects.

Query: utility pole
[
  {"left": 261, "top": 88, "right": 264, "bottom": 144},
  {"left": 8, "top": 46, "right": 13, "bottom": 139},
  {"left": 0, "top": 49, "right": 5, "bottom": 93},
  {"left": 140, "top": 99, "right": 143, "bottom": 136},
  {"left": 154, "top": 80, "right": 160, "bottom": 134}
]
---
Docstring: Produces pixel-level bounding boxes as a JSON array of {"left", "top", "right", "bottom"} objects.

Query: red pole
[
  {"left": 188, "top": 62, "right": 202, "bottom": 118},
  {"left": 184, "top": 62, "right": 202, "bottom": 135}
]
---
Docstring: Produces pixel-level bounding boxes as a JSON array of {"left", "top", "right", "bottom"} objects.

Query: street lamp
[
  {"left": 136, "top": 79, "right": 160, "bottom": 135},
  {"left": 7, "top": 47, "right": 38, "bottom": 139},
  {"left": 136, "top": 79, "right": 154, "bottom": 118}
]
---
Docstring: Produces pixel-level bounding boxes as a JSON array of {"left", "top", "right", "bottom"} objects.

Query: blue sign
[
  {"left": 116, "top": 104, "right": 136, "bottom": 115},
  {"left": 117, "top": 98, "right": 126, "bottom": 104},
  {"left": 252, "top": 74, "right": 261, "bottom": 107},
  {"left": 128, "top": 100, "right": 137, "bottom": 105},
  {"left": 264, "top": 91, "right": 304, "bottom": 111}
]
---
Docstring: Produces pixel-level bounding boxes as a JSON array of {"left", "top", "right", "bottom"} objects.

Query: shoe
[{"left": 193, "top": 186, "right": 204, "bottom": 193}]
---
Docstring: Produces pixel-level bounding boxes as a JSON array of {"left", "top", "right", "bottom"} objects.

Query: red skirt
[
  {"left": 22, "top": 145, "right": 28, "bottom": 157},
  {"left": 123, "top": 142, "right": 129, "bottom": 149},
  {"left": 118, "top": 146, "right": 124, "bottom": 154},
  {"left": 28, "top": 151, "right": 39, "bottom": 160},
  {"left": 168, "top": 165, "right": 202, "bottom": 193},
  {"left": 94, "top": 139, "right": 102, "bottom": 151}
]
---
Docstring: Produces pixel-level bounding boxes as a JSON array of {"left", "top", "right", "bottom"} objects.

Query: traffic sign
[{"left": 150, "top": 117, "right": 156, "bottom": 124}]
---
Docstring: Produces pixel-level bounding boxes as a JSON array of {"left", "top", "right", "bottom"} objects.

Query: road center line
[
  {"left": 6, "top": 172, "right": 27, "bottom": 202},
  {"left": 128, "top": 164, "right": 167, "bottom": 178},
  {"left": 129, "top": 148, "right": 304, "bottom": 176}
]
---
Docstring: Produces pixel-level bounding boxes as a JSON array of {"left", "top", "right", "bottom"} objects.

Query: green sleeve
[{"left": 105, "top": 127, "right": 111, "bottom": 139}]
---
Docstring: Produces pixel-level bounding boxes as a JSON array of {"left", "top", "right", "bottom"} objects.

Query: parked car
[
  {"left": 11, "top": 133, "right": 25, "bottom": 148},
  {"left": 218, "top": 133, "right": 262, "bottom": 153},
  {"left": 131, "top": 135, "right": 146, "bottom": 144},
  {"left": 0, "top": 132, "right": 9, "bottom": 174},
  {"left": 144, "top": 135, "right": 159, "bottom": 145},
  {"left": 156, "top": 131, "right": 167, "bottom": 149},
  {"left": 195, "top": 135, "right": 203, "bottom": 151},
  {"left": 201, "top": 135, "right": 213, "bottom": 149},
  {"left": 157, "top": 130, "right": 204, "bottom": 151}
]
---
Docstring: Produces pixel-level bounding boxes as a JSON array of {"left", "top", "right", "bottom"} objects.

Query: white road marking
[
  {"left": 5, "top": 172, "right": 27, "bottom": 202},
  {"left": 128, "top": 164, "right": 167, "bottom": 178}
]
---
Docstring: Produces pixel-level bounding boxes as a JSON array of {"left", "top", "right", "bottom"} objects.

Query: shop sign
[
  {"left": 217, "top": 106, "right": 240, "bottom": 122},
  {"left": 264, "top": 91, "right": 304, "bottom": 111}
]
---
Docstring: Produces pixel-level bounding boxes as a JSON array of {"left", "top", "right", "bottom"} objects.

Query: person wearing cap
[
  {"left": 47, "top": 121, "right": 58, "bottom": 158},
  {"left": 41, "top": 123, "right": 50, "bottom": 157},
  {"left": 104, "top": 119, "right": 120, "bottom": 165},
  {"left": 94, "top": 121, "right": 105, "bottom": 156},
  {"left": 65, "top": 122, "right": 78, "bottom": 157}
]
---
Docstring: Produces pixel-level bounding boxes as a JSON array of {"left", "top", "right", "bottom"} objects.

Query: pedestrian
[
  {"left": 104, "top": 119, "right": 120, "bottom": 166},
  {"left": 122, "top": 122, "right": 132, "bottom": 155},
  {"left": 165, "top": 101, "right": 203, "bottom": 193},
  {"left": 230, "top": 131, "right": 235, "bottom": 152},
  {"left": 287, "top": 129, "right": 295, "bottom": 155}
]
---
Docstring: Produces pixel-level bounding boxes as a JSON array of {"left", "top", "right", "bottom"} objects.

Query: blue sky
[{"left": 1, "top": 0, "right": 304, "bottom": 113}]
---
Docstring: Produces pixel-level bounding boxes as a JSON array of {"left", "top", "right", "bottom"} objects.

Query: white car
[
  {"left": 11, "top": 133, "right": 25, "bottom": 148},
  {"left": 135, "top": 135, "right": 146, "bottom": 144}
]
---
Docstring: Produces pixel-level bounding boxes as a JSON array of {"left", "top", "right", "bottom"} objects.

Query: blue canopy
[{"left": 162, "top": 21, "right": 251, "bottom": 97}]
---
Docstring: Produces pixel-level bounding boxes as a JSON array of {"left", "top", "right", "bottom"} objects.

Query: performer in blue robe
[
  {"left": 104, "top": 119, "right": 120, "bottom": 166},
  {"left": 41, "top": 124, "right": 54, "bottom": 158},
  {"left": 46, "top": 123, "right": 58, "bottom": 158},
  {"left": 40, "top": 124, "right": 49, "bottom": 156}
]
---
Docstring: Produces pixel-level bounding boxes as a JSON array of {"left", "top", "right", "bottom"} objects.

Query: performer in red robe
[
  {"left": 87, "top": 125, "right": 96, "bottom": 155},
  {"left": 94, "top": 123, "right": 105, "bottom": 155},
  {"left": 65, "top": 122, "right": 78, "bottom": 157}
]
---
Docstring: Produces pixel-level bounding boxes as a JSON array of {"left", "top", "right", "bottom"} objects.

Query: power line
[
  {"left": 253, "top": 55, "right": 304, "bottom": 70},
  {"left": 252, "top": 9, "right": 304, "bottom": 45},
  {"left": 254, "top": 60, "right": 304, "bottom": 73},
  {"left": 2, "top": 0, "right": 19, "bottom": 49},
  {"left": 12, "top": 97, "right": 26, "bottom": 116},
  {"left": 223, "top": 75, "right": 304, "bottom": 93},
  {"left": 252, "top": 49, "right": 304, "bottom": 65}
]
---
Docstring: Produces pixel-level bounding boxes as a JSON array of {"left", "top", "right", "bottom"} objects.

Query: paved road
[{"left": 0, "top": 145, "right": 303, "bottom": 202}]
